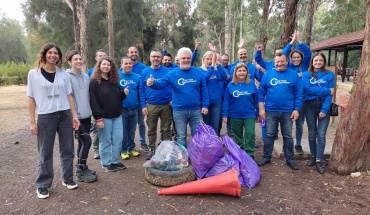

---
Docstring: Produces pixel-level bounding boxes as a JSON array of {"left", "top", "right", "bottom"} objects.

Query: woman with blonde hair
[
  {"left": 199, "top": 44, "right": 227, "bottom": 135},
  {"left": 222, "top": 63, "right": 259, "bottom": 159}
]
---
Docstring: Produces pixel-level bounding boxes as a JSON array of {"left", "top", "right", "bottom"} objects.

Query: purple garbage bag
[
  {"left": 222, "top": 135, "right": 260, "bottom": 189},
  {"left": 188, "top": 123, "right": 225, "bottom": 179},
  {"left": 205, "top": 153, "right": 239, "bottom": 178}
]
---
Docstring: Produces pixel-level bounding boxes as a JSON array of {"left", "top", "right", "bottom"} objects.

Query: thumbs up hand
[
  {"left": 147, "top": 74, "right": 154, "bottom": 86},
  {"left": 124, "top": 86, "right": 129, "bottom": 95}
]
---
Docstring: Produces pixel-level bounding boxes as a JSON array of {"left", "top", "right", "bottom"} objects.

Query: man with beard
[
  {"left": 147, "top": 47, "right": 209, "bottom": 148},
  {"left": 140, "top": 49, "right": 173, "bottom": 160},
  {"left": 162, "top": 53, "right": 177, "bottom": 69}
]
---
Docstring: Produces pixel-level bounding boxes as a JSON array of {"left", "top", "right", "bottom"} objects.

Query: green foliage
[
  {"left": 0, "top": 62, "right": 32, "bottom": 85},
  {"left": 0, "top": 17, "right": 28, "bottom": 64}
]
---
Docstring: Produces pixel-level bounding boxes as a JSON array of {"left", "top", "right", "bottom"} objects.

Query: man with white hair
[{"left": 147, "top": 47, "right": 209, "bottom": 147}]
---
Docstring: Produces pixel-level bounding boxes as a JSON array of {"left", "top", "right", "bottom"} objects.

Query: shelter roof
[{"left": 310, "top": 29, "right": 364, "bottom": 51}]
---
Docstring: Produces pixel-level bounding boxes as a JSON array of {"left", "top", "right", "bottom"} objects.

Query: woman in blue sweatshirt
[
  {"left": 66, "top": 50, "right": 97, "bottom": 183},
  {"left": 302, "top": 53, "right": 334, "bottom": 174},
  {"left": 89, "top": 56, "right": 128, "bottom": 172},
  {"left": 282, "top": 30, "right": 312, "bottom": 155},
  {"left": 200, "top": 45, "right": 227, "bottom": 135},
  {"left": 222, "top": 63, "right": 259, "bottom": 158}
]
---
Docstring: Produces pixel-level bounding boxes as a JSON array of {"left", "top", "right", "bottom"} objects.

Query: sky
[{"left": 0, "top": 0, "right": 26, "bottom": 22}]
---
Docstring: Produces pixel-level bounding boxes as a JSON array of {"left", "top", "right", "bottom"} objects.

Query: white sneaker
[
  {"left": 36, "top": 188, "right": 49, "bottom": 199},
  {"left": 62, "top": 181, "right": 78, "bottom": 190}
]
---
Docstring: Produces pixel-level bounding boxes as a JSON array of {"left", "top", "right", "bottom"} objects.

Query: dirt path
[{"left": 1, "top": 84, "right": 369, "bottom": 215}]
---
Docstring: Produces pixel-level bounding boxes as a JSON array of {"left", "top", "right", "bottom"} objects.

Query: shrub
[{"left": 0, "top": 62, "right": 32, "bottom": 85}]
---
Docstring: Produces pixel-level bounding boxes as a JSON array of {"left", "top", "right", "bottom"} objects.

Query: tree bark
[
  {"left": 329, "top": 0, "right": 370, "bottom": 175},
  {"left": 259, "top": 0, "right": 270, "bottom": 56},
  {"left": 302, "top": 0, "right": 316, "bottom": 46},
  {"left": 107, "top": 0, "right": 114, "bottom": 59},
  {"left": 224, "top": 0, "right": 231, "bottom": 55},
  {"left": 80, "top": 0, "right": 89, "bottom": 72},
  {"left": 70, "top": 0, "right": 81, "bottom": 51},
  {"left": 279, "top": 0, "right": 299, "bottom": 47}
]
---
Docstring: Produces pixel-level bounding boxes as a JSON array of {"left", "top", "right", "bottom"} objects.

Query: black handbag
[{"left": 330, "top": 102, "right": 339, "bottom": 116}]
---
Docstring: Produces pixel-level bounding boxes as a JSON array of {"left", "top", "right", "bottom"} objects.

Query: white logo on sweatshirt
[
  {"left": 309, "top": 77, "right": 327, "bottom": 85},
  {"left": 177, "top": 78, "right": 197, "bottom": 86},
  {"left": 120, "top": 79, "right": 136, "bottom": 87},
  {"left": 232, "top": 90, "right": 251, "bottom": 97},
  {"left": 270, "top": 78, "right": 290, "bottom": 86}
]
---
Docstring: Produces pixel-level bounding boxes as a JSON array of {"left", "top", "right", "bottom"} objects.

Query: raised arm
[{"left": 191, "top": 40, "right": 201, "bottom": 65}]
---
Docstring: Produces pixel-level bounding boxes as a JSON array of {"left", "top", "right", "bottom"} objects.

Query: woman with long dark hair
[
  {"left": 28, "top": 43, "right": 80, "bottom": 199},
  {"left": 302, "top": 52, "right": 334, "bottom": 174},
  {"left": 89, "top": 56, "right": 128, "bottom": 172}
]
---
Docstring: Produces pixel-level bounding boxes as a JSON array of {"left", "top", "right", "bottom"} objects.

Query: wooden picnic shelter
[{"left": 310, "top": 29, "right": 365, "bottom": 82}]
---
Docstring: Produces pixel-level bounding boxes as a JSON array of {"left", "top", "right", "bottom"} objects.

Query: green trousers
[
  {"left": 230, "top": 118, "right": 256, "bottom": 156},
  {"left": 146, "top": 103, "right": 172, "bottom": 151}
]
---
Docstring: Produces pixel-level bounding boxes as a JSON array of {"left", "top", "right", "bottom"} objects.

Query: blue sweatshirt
[
  {"left": 140, "top": 65, "right": 172, "bottom": 108},
  {"left": 87, "top": 67, "right": 94, "bottom": 77},
  {"left": 283, "top": 42, "right": 312, "bottom": 74},
  {"left": 229, "top": 62, "right": 263, "bottom": 83},
  {"left": 254, "top": 51, "right": 275, "bottom": 71},
  {"left": 220, "top": 64, "right": 234, "bottom": 99},
  {"left": 118, "top": 71, "right": 140, "bottom": 109},
  {"left": 258, "top": 68, "right": 303, "bottom": 112},
  {"left": 302, "top": 71, "right": 334, "bottom": 114},
  {"left": 222, "top": 81, "right": 259, "bottom": 119},
  {"left": 150, "top": 66, "right": 209, "bottom": 110},
  {"left": 201, "top": 65, "right": 227, "bottom": 103}
]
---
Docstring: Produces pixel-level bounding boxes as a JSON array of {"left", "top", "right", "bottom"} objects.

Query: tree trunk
[
  {"left": 279, "top": 0, "right": 299, "bottom": 47},
  {"left": 302, "top": 0, "right": 316, "bottom": 46},
  {"left": 71, "top": 0, "right": 81, "bottom": 51},
  {"left": 329, "top": 0, "right": 370, "bottom": 175},
  {"left": 107, "top": 0, "right": 114, "bottom": 59},
  {"left": 224, "top": 0, "right": 231, "bottom": 55},
  {"left": 80, "top": 0, "right": 89, "bottom": 72},
  {"left": 259, "top": 0, "right": 270, "bottom": 56}
]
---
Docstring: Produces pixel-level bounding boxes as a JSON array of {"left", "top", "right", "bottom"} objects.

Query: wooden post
[{"left": 342, "top": 46, "right": 348, "bottom": 82}]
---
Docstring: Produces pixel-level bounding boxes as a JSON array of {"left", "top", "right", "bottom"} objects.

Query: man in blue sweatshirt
[
  {"left": 147, "top": 47, "right": 209, "bottom": 147},
  {"left": 118, "top": 57, "right": 141, "bottom": 160},
  {"left": 254, "top": 44, "right": 283, "bottom": 71},
  {"left": 229, "top": 48, "right": 263, "bottom": 83},
  {"left": 124, "top": 46, "right": 150, "bottom": 152},
  {"left": 140, "top": 49, "right": 173, "bottom": 160},
  {"left": 257, "top": 53, "right": 303, "bottom": 170}
]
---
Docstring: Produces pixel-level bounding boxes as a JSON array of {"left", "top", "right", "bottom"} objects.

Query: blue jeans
[
  {"left": 295, "top": 103, "right": 306, "bottom": 145},
  {"left": 304, "top": 99, "right": 330, "bottom": 160},
  {"left": 203, "top": 102, "right": 222, "bottom": 136},
  {"left": 263, "top": 111, "right": 295, "bottom": 162},
  {"left": 98, "top": 116, "right": 123, "bottom": 166},
  {"left": 173, "top": 109, "right": 203, "bottom": 147},
  {"left": 138, "top": 106, "right": 146, "bottom": 144},
  {"left": 121, "top": 108, "right": 138, "bottom": 153}
]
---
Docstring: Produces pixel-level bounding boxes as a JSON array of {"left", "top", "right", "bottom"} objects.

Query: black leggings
[{"left": 77, "top": 118, "right": 92, "bottom": 166}]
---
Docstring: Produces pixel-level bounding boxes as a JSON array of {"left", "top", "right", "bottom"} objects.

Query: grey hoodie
[{"left": 66, "top": 69, "right": 92, "bottom": 119}]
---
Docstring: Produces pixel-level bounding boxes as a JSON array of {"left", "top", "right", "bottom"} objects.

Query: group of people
[{"left": 28, "top": 31, "right": 334, "bottom": 199}]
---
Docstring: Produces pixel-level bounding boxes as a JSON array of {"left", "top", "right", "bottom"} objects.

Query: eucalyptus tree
[
  {"left": 0, "top": 17, "right": 28, "bottom": 63},
  {"left": 329, "top": 0, "right": 370, "bottom": 175}
]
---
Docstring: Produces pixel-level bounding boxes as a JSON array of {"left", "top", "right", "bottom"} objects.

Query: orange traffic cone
[{"left": 158, "top": 169, "right": 241, "bottom": 196}]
